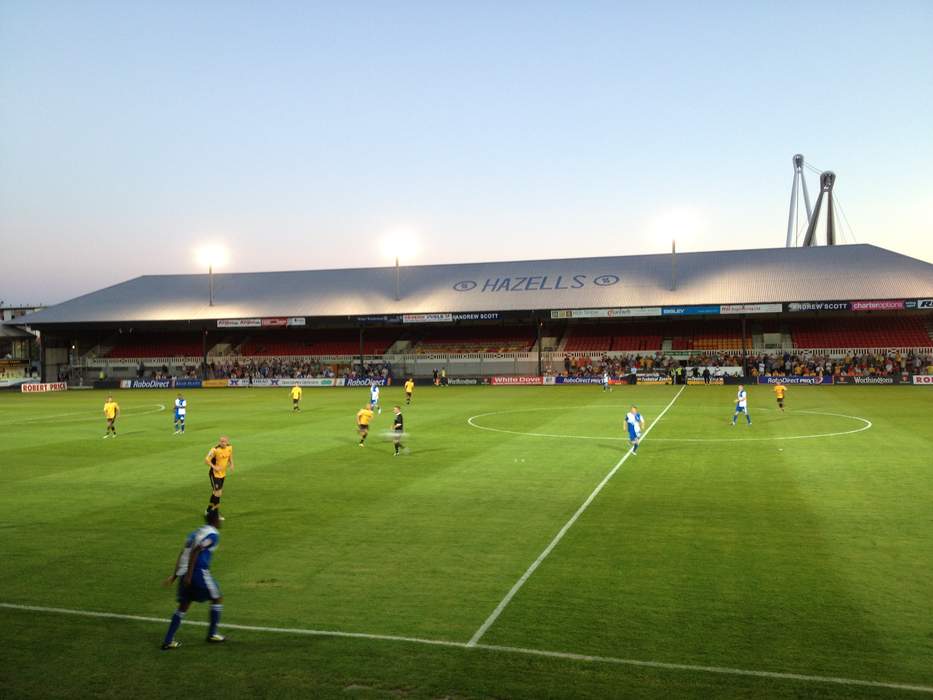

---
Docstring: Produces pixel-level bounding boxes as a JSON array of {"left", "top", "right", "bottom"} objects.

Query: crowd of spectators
[
  {"left": 204, "top": 358, "right": 336, "bottom": 380},
  {"left": 748, "top": 350, "right": 932, "bottom": 378},
  {"left": 557, "top": 352, "right": 744, "bottom": 378},
  {"left": 200, "top": 358, "right": 394, "bottom": 381},
  {"left": 555, "top": 350, "right": 933, "bottom": 378}
]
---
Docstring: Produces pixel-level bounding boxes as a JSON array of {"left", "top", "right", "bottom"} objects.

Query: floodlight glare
[{"left": 196, "top": 244, "right": 229, "bottom": 270}]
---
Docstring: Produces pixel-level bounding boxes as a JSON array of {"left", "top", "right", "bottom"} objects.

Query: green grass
[{"left": 1, "top": 384, "right": 931, "bottom": 698}]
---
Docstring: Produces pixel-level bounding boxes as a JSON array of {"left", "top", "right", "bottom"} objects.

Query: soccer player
[
  {"left": 356, "top": 405, "right": 374, "bottom": 447},
  {"left": 732, "top": 384, "right": 752, "bottom": 426},
  {"left": 161, "top": 509, "right": 225, "bottom": 649},
  {"left": 404, "top": 377, "right": 414, "bottom": 405},
  {"left": 204, "top": 436, "right": 234, "bottom": 515},
  {"left": 625, "top": 405, "right": 645, "bottom": 454},
  {"left": 290, "top": 384, "right": 303, "bottom": 412},
  {"left": 602, "top": 370, "right": 611, "bottom": 392},
  {"left": 103, "top": 395, "right": 120, "bottom": 438},
  {"left": 392, "top": 405, "right": 405, "bottom": 456},
  {"left": 774, "top": 382, "right": 787, "bottom": 412},
  {"left": 174, "top": 393, "right": 187, "bottom": 434},
  {"left": 370, "top": 382, "right": 381, "bottom": 414}
]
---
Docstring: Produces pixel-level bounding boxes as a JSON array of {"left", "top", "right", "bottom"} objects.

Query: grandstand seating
[
  {"left": 238, "top": 329, "right": 399, "bottom": 356},
  {"left": 105, "top": 335, "right": 203, "bottom": 358},
  {"left": 411, "top": 326, "right": 535, "bottom": 354},
  {"left": 669, "top": 323, "right": 747, "bottom": 351},
  {"left": 791, "top": 317, "right": 932, "bottom": 348},
  {"left": 563, "top": 323, "right": 734, "bottom": 352},
  {"left": 613, "top": 324, "right": 664, "bottom": 351}
]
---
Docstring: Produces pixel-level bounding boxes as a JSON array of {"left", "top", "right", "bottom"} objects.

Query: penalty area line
[
  {"left": 2, "top": 603, "right": 931, "bottom": 694},
  {"left": 466, "top": 385, "right": 687, "bottom": 648}
]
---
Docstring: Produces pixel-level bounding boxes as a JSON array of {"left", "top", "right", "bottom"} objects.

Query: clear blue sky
[{"left": 1, "top": 0, "right": 931, "bottom": 305}]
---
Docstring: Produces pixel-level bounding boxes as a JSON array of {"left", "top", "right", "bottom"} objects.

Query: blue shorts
[
  {"left": 735, "top": 404, "right": 747, "bottom": 413},
  {"left": 628, "top": 430, "right": 640, "bottom": 442},
  {"left": 175, "top": 413, "right": 185, "bottom": 421}
]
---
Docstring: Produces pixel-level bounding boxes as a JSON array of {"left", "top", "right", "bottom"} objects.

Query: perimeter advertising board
[
  {"left": 344, "top": 378, "right": 388, "bottom": 387},
  {"left": 490, "top": 376, "right": 543, "bottom": 385},
  {"left": 555, "top": 376, "right": 605, "bottom": 384},
  {"left": 21, "top": 382, "right": 67, "bottom": 393},
  {"left": 637, "top": 374, "right": 674, "bottom": 384},
  {"left": 757, "top": 376, "right": 832, "bottom": 385},
  {"left": 834, "top": 375, "right": 900, "bottom": 385},
  {"left": 120, "top": 379, "right": 172, "bottom": 389},
  {"left": 913, "top": 375, "right": 933, "bottom": 385}
]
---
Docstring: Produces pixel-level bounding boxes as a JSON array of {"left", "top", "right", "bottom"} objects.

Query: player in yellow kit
[
  {"left": 356, "top": 405, "right": 374, "bottom": 447},
  {"left": 290, "top": 385, "right": 303, "bottom": 412},
  {"left": 103, "top": 396, "right": 120, "bottom": 438},
  {"left": 205, "top": 436, "right": 234, "bottom": 516},
  {"left": 773, "top": 382, "right": 787, "bottom": 412},
  {"left": 404, "top": 378, "right": 414, "bottom": 405}
]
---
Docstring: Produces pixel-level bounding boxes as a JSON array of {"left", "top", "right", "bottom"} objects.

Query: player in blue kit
[
  {"left": 732, "top": 384, "right": 752, "bottom": 426},
  {"left": 173, "top": 393, "right": 187, "bottom": 434},
  {"left": 602, "top": 370, "right": 611, "bottom": 392},
  {"left": 161, "top": 510, "right": 225, "bottom": 649},
  {"left": 370, "top": 382, "right": 382, "bottom": 414},
  {"left": 625, "top": 405, "right": 645, "bottom": 454}
]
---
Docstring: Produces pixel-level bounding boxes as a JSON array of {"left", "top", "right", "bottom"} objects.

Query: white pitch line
[
  {"left": 468, "top": 408, "right": 872, "bottom": 443},
  {"left": 5, "top": 403, "right": 166, "bottom": 425},
  {"left": 476, "top": 642, "right": 933, "bottom": 695},
  {"left": 466, "top": 385, "right": 687, "bottom": 648},
  {"left": 2, "top": 602, "right": 931, "bottom": 695}
]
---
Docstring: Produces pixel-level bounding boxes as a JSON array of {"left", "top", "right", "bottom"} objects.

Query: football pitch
[{"left": 1, "top": 384, "right": 931, "bottom": 699}]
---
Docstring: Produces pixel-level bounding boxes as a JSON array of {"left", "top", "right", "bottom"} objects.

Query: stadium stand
[
  {"left": 613, "top": 324, "right": 665, "bottom": 351},
  {"left": 669, "top": 323, "right": 748, "bottom": 351},
  {"left": 411, "top": 326, "right": 535, "bottom": 354},
  {"left": 105, "top": 335, "right": 203, "bottom": 358},
  {"left": 563, "top": 323, "right": 739, "bottom": 352},
  {"left": 791, "top": 317, "right": 932, "bottom": 348},
  {"left": 238, "top": 329, "right": 399, "bottom": 356}
]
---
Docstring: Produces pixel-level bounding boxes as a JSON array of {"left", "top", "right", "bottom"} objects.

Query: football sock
[
  {"left": 208, "top": 495, "right": 220, "bottom": 511},
  {"left": 209, "top": 604, "right": 223, "bottom": 636},
  {"left": 633, "top": 443, "right": 638, "bottom": 452},
  {"left": 164, "top": 611, "right": 185, "bottom": 645}
]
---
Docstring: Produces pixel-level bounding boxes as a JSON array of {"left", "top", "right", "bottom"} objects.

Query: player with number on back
[
  {"left": 161, "top": 509, "right": 225, "bottom": 649},
  {"left": 625, "top": 405, "right": 645, "bottom": 454},
  {"left": 773, "top": 382, "right": 787, "bottom": 412},
  {"left": 290, "top": 384, "right": 303, "bottom": 412},
  {"left": 173, "top": 393, "right": 187, "bottom": 434},
  {"left": 732, "top": 384, "right": 752, "bottom": 426},
  {"left": 370, "top": 382, "right": 381, "bottom": 414}
]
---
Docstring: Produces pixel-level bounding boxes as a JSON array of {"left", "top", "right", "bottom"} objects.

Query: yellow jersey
[
  {"left": 290, "top": 386, "right": 302, "bottom": 400},
  {"left": 774, "top": 384, "right": 787, "bottom": 399},
  {"left": 404, "top": 380, "right": 414, "bottom": 394},
  {"left": 208, "top": 444, "right": 234, "bottom": 478},
  {"left": 356, "top": 408, "right": 374, "bottom": 426},
  {"left": 103, "top": 401, "right": 119, "bottom": 419}
]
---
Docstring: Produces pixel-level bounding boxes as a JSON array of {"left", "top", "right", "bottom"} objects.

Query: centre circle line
[{"left": 467, "top": 407, "right": 872, "bottom": 443}]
